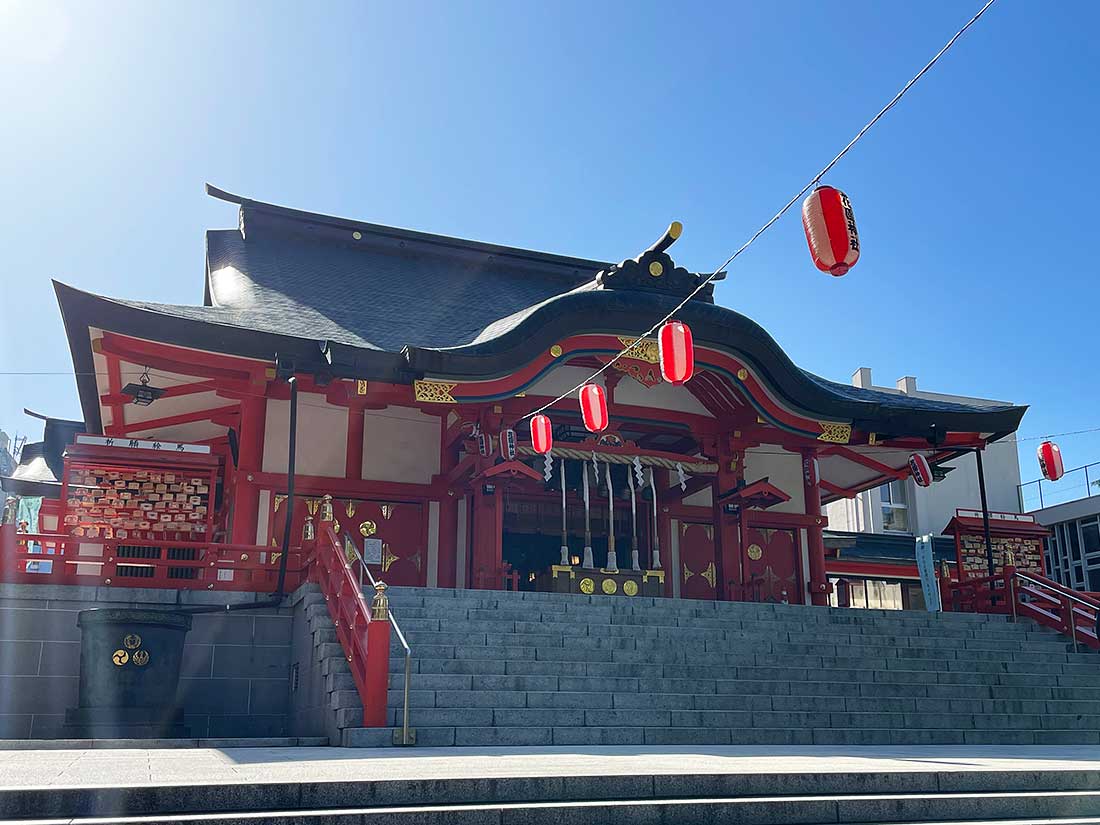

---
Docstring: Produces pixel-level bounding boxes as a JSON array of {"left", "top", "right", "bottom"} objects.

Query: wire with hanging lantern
[{"left": 121, "top": 366, "right": 165, "bottom": 407}]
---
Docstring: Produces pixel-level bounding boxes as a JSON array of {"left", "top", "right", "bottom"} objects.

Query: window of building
[{"left": 880, "top": 480, "right": 910, "bottom": 533}]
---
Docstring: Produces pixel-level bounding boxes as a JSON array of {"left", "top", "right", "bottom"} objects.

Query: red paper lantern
[
  {"left": 801, "top": 185, "right": 860, "bottom": 276},
  {"left": 1037, "top": 441, "right": 1064, "bottom": 482},
  {"left": 908, "top": 453, "right": 933, "bottom": 488},
  {"left": 530, "top": 415, "right": 553, "bottom": 454},
  {"left": 658, "top": 321, "right": 695, "bottom": 385},
  {"left": 579, "top": 384, "right": 608, "bottom": 433}
]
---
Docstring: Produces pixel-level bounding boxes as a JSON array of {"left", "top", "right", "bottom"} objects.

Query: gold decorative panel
[
  {"left": 601, "top": 578, "right": 617, "bottom": 595},
  {"left": 747, "top": 543, "right": 763, "bottom": 561},
  {"left": 381, "top": 543, "right": 398, "bottom": 572},
  {"left": 579, "top": 577, "right": 595, "bottom": 594},
  {"left": 817, "top": 422, "right": 853, "bottom": 444},
  {"left": 701, "top": 562, "right": 716, "bottom": 588},
  {"left": 381, "top": 504, "right": 395, "bottom": 520},
  {"left": 360, "top": 520, "right": 377, "bottom": 537},
  {"left": 617, "top": 336, "right": 660, "bottom": 364},
  {"left": 623, "top": 580, "right": 639, "bottom": 596},
  {"left": 273, "top": 494, "right": 287, "bottom": 513},
  {"left": 413, "top": 380, "right": 458, "bottom": 404},
  {"left": 682, "top": 563, "right": 694, "bottom": 583}
]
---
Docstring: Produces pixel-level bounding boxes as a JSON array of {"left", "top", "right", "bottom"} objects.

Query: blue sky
[{"left": 1, "top": 0, "right": 1097, "bottom": 495}]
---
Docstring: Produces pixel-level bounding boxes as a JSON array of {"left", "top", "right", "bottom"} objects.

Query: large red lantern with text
[
  {"left": 801, "top": 185, "right": 860, "bottom": 276},
  {"left": 1037, "top": 441, "right": 1064, "bottom": 482},
  {"left": 908, "top": 453, "right": 933, "bottom": 488},
  {"left": 530, "top": 414, "right": 553, "bottom": 454},
  {"left": 658, "top": 321, "right": 695, "bottom": 385},
  {"left": 579, "top": 384, "right": 608, "bottom": 433}
]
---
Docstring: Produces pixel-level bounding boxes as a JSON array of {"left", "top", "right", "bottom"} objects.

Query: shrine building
[{"left": 42, "top": 185, "right": 1031, "bottom": 605}]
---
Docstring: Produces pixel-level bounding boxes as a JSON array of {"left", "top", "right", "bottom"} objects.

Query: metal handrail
[
  {"left": 1012, "top": 570, "right": 1100, "bottom": 653},
  {"left": 1015, "top": 571, "right": 1100, "bottom": 610},
  {"left": 342, "top": 532, "right": 413, "bottom": 746}
]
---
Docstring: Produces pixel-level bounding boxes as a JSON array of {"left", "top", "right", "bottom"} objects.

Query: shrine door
[
  {"left": 268, "top": 494, "right": 426, "bottom": 587},
  {"left": 741, "top": 526, "right": 802, "bottom": 604},
  {"left": 679, "top": 521, "right": 717, "bottom": 600}
]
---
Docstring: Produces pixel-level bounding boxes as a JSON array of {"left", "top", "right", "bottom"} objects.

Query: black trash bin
[{"left": 63, "top": 608, "right": 192, "bottom": 739}]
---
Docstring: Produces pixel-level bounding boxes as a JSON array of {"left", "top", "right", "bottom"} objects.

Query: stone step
[
  {"left": 381, "top": 704, "right": 1100, "bottom": 731},
  {"left": 344, "top": 723, "right": 1100, "bottom": 748},
  {"left": 391, "top": 628, "right": 1074, "bottom": 656},
  {"left": 386, "top": 671, "right": 1100, "bottom": 701},
  {"left": 384, "top": 687, "right": 1100, "bottom": 717},
  {"left": 391, "top": 650, "right": 1087, "bottom": 682}
]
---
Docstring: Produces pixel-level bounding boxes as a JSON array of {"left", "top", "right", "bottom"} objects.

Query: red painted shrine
[{"left": 11, "top": 186, "right": 1030, "bottom": 607}]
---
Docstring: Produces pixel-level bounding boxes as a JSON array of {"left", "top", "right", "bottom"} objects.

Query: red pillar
[
  {"left": 713, "top": 434, "right": 743, "bottom": 602},
  {"left": 230, "top": 393, "right": 266, "bottom": 546},
  {"left": 364, "top": 617, "right": 391, "bottom": 727},
  {"left": 470, "top": 482, "right": 503, "bottom": 589},
  {"left": 802, "top": 449, "right": 831, "bottom": 606}
]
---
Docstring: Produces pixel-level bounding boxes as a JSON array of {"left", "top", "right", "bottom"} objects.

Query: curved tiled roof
[{"left": 54, "top": 187, "right": 1027, "bottom": 440}]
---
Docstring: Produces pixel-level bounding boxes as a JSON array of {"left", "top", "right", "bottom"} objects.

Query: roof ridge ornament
[{"left": 594, "top": 222, "right": 724, "bottom": 302}]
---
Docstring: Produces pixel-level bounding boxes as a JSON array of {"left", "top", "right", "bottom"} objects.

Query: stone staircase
[{"left": 338, "top": 586, "right": 1100, "bottom": 748}]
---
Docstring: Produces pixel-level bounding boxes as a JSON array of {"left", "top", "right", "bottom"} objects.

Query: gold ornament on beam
[
  {"left": 413, "top": 380, "right": 458, "bottom": 404},
  {"left": 306, "top": 499, "right": 320, "bottom": 517},
  {"left": 345, "top": 501, "right": 356, "bottom": 518},
  {"left": 273, "top": 494, "right": 287, "bottom": 513},
  {"left": 381, "top": 504, "right": 395, "bottom": 520},
  {"left": 701, "top": 562, "right": 716, "bottom": 588},
  {"left": 381, "top": 543, "right": 398, "bottom": 573},
  {"left": 616, "top": 336, "right": 660, "bottom": 364},
  {"left": 817, "top": 422, "right": 853, "bottom": 445},
  {"left": 683, "top": 563, "right": 694, "bottom": 583},
  {"left": 360, "top": 520, "right": 377, "bottom": 537}
]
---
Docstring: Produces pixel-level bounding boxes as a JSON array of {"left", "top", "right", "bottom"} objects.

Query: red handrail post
[{"left": 364, "top": 591, "right": 391, "bottom": 728}]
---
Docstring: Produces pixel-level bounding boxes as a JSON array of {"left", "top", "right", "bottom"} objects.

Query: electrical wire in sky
[{"left": 516, "top": 0, "right": 1000, "bottom": 426}]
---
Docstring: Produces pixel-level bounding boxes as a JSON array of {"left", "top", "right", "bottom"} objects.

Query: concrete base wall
[{"left": 0, "top": 584, "right": 295, "bottom": 739}]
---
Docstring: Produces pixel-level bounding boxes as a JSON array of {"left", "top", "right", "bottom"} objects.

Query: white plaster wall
[
  {"left": 263, "top": 394, "right": 348, "bottom": 477},
  {"left": 613, "top": 379, "right": 713, "bottom": 417},
  {"left": 683, "top": 487, "right": 713, "bottom": 508},
  {"left": 362, "top": 406, "right": 441, "bottom": 485},
  {"left": 525, "top": 365, "right": 712, "bottom": 417},
  {"left": 909, "top": 438, "right": 1022, "bottom": 535},
  {"left": 743, "top": 447, "right": 805, "bottom": 514}
]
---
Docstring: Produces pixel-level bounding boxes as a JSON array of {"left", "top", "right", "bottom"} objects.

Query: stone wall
[
  {"left": 958, "top": 534, "right": 1043, "bottom": 580},
  {"left": 0, "top": 584, "right": 293, "bottom": 739}
]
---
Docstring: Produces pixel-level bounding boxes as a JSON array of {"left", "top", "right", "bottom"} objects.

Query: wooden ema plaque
[{"left": 60, "top": 439, "right": 219, "bottom": 543}]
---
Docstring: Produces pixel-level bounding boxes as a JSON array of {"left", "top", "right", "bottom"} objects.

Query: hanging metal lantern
[
  {"left": 801, "top": 185, "right": 860, "bottom": 276},
  {"left": 658, "top": 321, "right": 695, "bottom": 385},
  {"left": 579, "top": 384, "right": 608, "bottom": 433},
  {"left": 1037, "top": 441, "right": 1064, "bottom": 482},
  {"left": 530, "top": 414, "right": 553, "bottom": 455},
  {"left": 908, "top": 453, "right": 933, "bottom": 488},
  {"left": 500, "top": 428, "right": 517, "bottom": 460}
]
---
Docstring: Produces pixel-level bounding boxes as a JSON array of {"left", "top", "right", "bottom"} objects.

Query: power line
[{"left": 516, "top": 0, "right": 1000, "bottom": 426}]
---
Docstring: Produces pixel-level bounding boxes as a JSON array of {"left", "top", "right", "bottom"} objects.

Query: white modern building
[{"left": 825, "top": 368, "right": 1023, "bottom": 537}]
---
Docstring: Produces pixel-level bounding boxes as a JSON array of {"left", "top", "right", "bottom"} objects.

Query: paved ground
[{"left": 3, "top": 745, "right": 1100, "bottom": 789}]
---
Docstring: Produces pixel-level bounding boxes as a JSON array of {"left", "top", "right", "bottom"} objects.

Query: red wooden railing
[
  {"left": 946, "top": 566, "right": 1100, "bottom": 651},
  {"left": 0, "top": 523, "right": 303, "bottom": 591},
  {"left": 305, "top": 517, "right": 390, "bottom": 727}
]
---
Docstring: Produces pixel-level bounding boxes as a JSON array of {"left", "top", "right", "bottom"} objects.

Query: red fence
[
  {"left": 946, "top": 565, "right": 1100, "bottom": 651},
  {"left": 0, "top": 523, "right": 304, "bottom": 592}
]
